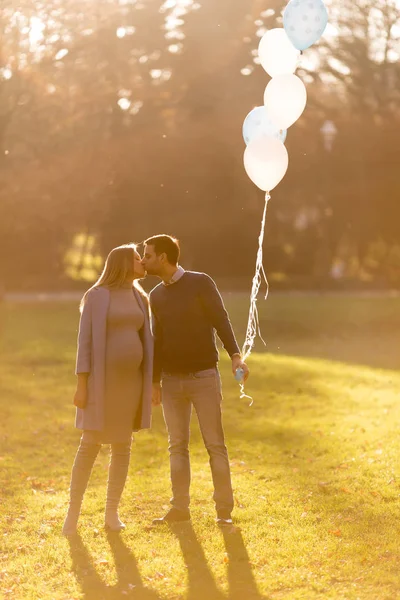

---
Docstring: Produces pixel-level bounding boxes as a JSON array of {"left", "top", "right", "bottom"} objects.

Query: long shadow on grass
[
  {"left": 220, "top": 526, "right": 268, "bottom": 600},
  {"left": 68, "top": 533, "right": 161, "bottom": 600},
  {"left": 169, "top": 522, "right": 224, "bottom": 600},
  {"left": 169, "top": 522, "right": 268, "bottom": 600}
]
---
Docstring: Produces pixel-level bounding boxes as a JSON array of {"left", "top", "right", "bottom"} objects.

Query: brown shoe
[{"left": 152, "top": 508, "right": 191, "bottom": 525}]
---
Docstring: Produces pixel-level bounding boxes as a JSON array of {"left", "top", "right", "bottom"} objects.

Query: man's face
[{"left": 141, "top": 244, "right": 163, "bottom": 276}]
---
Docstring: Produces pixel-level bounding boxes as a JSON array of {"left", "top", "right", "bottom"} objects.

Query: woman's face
[{"left": 133, "top": 250, "right": 145, "bottom": 279}]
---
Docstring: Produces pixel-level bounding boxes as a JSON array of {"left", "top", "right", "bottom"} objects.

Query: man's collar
[{"left": 163, "top": 265, "right": 185, "bottom": 286}]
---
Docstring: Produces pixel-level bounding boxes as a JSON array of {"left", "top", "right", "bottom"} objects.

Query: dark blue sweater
[{"left": 149, "top": 271, "right": 240, "bottom": 381}]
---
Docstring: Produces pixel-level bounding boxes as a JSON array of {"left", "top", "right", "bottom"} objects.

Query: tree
[{"left": 0, "top": 0, "right": 399, "bottom": 289}]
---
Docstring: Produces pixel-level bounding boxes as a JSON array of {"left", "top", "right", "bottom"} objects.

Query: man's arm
[
  {"left": 199, "top": 274, "right": 240, "bottom": 354},
  {"left": 149, "top": 298, "right": 163, "bottom": 405},
  {"left": 200, "top": 275, "right": 249, "bottom": 381}
]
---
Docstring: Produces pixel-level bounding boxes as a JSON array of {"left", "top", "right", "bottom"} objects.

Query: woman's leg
[
  {"left": 105, "top": 441, "right": 131, "bottom": 531},
  {"left": 62, "top": 439, "right": 101, "bottom": 535}
]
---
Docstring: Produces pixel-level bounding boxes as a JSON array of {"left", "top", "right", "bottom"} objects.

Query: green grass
[{"left": 1, "top": 294, "right": 400, "bottom": 599}]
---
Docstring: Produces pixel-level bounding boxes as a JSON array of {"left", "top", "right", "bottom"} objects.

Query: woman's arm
[
  {"left": 75, "top": 293, "right": 92, "bottom": 375},
  {"left": 74, "top": 293, "right": 93, "bottom": 408}
]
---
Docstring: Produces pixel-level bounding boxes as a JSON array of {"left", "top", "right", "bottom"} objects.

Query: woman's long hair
[{"left": 80, "top": 243, "right": 146, "bottom": 312}]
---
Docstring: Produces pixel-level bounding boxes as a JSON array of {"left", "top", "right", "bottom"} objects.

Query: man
[{"left": 141, "top": 234, "right": 249, "bottom": 526}]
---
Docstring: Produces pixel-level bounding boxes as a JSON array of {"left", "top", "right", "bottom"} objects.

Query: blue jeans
[{"left": 161, "top": 368, "right": 234, "bottom": 513}]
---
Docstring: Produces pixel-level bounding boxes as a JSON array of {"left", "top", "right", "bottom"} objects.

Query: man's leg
[
  {"left": 160, "top": 375, "right": 192, "bottom": 514},
  {"left": 190, "top": 369, "right": 234, "bottom": 518}
]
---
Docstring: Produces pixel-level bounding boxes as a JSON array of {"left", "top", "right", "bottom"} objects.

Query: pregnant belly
[{"left": 106, "top": 329, "right": 143, "bottom": 370}]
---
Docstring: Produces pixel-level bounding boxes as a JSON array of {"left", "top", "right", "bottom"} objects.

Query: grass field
[{"left": 1, "top": 294, "right": 400, "bottom": 600}]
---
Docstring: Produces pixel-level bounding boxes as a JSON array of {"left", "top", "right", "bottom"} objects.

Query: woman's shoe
[
  {"left": 63, "top": 441, "right": 101, "bottom": 536},
  {"left": 105, "top": 511, "right": 126, "bottom": 532},
  {"left": 104, "top": 443, "right": 130, "bottom": 533},
  {"left": 62, "top": 509, "right": 79, "bottom": 536}
]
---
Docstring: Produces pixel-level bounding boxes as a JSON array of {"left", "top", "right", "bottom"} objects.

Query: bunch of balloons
[
  {"left": 243, "top": 0, "right": 328, "bottom": 193},
  {"left": 240, "top": 0, "right": 328, "bottom": 364}
]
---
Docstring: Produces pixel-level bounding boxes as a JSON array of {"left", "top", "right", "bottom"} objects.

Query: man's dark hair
[{"left": 145, "top": 234, "right": 180, "bottom": 265}]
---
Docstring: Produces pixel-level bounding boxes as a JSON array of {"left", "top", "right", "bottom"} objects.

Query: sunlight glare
[
  {"left": 168, "top": 44, "right": 182, "bottom": 53},
  {"left": 118, "top": 98, "right": 131, "bottom": 110},
  {"left": 160, "top": 0, "right": 178, "bottom": 11},
  {"left": 2, "top": 68, "right": 12, "bottom": 80},
  {"left": 256, "top": 27, "right": 267, "bottom": 38},
  {"left": 387, "top": 49, "right": 399, "bottom": 62},
  {"left": 165, "top": 30, "right": 186, "bottom": 40},
  {"left": 130, "top": 100, "right": 143, "bottom": 115},
  {"left": 328, "top": 56, "right": 350, "bottom": 75},
  {"left": 261, "top": 9, "right": 275, "bottom": 17},
  {"left": 164, "top": 17, "right": 185, "bottom": 30},
  {"left": 29, "top": 17, "right": 45, "bottom": 50},
  {"left": 116, "top": 26, "right": 136, "bottom": 38},
  {"left": 55, "top": 49, "right": 69, "bottom": 60},
  {"left": 150, "top": 69, "right": 172, "bottom": 82}
]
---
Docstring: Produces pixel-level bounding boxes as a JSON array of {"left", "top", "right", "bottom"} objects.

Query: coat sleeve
[
  {"left": 137, "top": 291, "right": 154, "bottom": 364},
  {"left": 75, "top": 293, "right": 92, "bottom": 374},
  {"left": 149, "top": 298, "right": 163, "bottom": 383}
]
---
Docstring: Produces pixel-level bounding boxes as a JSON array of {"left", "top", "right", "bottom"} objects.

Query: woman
[{"left": 63, "top": 244, "right": 153, "bottom": 535}]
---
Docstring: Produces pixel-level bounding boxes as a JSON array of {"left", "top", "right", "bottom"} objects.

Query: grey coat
[{"left": 75, "top": 286, "right": 153, "bottom": 432}]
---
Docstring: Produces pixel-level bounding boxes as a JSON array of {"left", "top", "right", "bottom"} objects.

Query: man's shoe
[
  {"left": 152, "top": 508, "right": 191, "bottom": 525},
  {"left": 216, "top": 509, "right": 233, "bottom": 526}
]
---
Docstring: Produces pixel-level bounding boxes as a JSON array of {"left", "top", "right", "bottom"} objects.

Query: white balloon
[
  {"left": 244, "top": 136, "right": 289, "bottom": 192},
  {"left": 258, "top": 28, "right": 300, "bottom": 77},
  {"left": 264, "top": 74, "right": 307, "bottom": 129}
]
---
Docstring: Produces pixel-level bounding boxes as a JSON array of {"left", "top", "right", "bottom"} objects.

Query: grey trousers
[{"left": 161, "top": 368, "right": 234, "bottom": 513}]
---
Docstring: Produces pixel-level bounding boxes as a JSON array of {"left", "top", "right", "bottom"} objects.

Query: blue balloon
[
  {"left": 243, "top": 106, "right": 287, "bottom": 146},
  {"left": 283, "top": 0, "right": 328, "bottom": 51},
  {"left": 234, "top": 367, "right": 245, "bottom": 382}
]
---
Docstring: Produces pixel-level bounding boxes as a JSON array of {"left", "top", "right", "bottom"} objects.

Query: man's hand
[
  {"left": 231, "top": 354, "right": 249, "bottom": 383},
  {"left": 73, "top": 387, "right": 88, "bottom": 409},
  {"left": 152, "top": 383, "right": 162, "bottom": 406}
]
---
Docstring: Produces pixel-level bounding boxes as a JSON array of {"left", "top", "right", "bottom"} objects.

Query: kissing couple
[{"left": 63, "top": 234, "right": 249, "bottom": 535}]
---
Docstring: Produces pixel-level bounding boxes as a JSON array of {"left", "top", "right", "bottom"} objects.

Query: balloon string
[
  {"left": 242, "top": 193, "right": 270, "bottom": 363},
  {"left": 239, "top": 193, "right": 270, "bottom": 406},
  {"left": 239, "top": 381, "right": 254, "bottom": 407}
]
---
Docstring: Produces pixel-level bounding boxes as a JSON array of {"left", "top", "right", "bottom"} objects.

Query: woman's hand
[
  {"left": 74, "top": 373, "right": 89, "bottom": 408},
  {"left": 152, "top": 383, "right": 162, "bottom": 406},
  {"left": 73, "top": 387, "right": 88, "bottom": 409}
]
